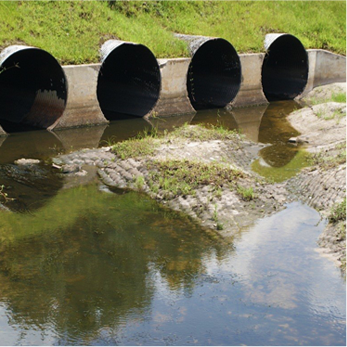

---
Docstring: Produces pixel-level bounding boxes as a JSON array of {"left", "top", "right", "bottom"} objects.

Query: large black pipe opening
[
  {"left": 187, "top": 38, "right": 241, "bottom": 110},
  {"left": 0, "top": 46, "right": 67, "bottom": 132},
  {"left": 97, "top": 41, "right": 161, "bottom": 119},
  {"left": 261, "top": 34, "right": 308, "bottom": 101}
]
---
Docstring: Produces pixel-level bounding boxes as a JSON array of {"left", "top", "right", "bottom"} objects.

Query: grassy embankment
[{"left": 0, "top": 1, "right": 345, "bottom": 65}]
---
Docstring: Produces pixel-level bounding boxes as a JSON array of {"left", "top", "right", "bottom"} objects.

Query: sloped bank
[
  {"left": 53, "top": 83, "right": 346, "bottom": 269},
  {"left": 54, "top": 126, "right": 293, "bottom": 237},
  {"left": 286, "top": 83, "right": 346, "bottom": 269}
]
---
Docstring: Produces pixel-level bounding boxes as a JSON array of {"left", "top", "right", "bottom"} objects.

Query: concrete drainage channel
[{"left": 0, "top": 33, "right": 345, "bottom": 135}]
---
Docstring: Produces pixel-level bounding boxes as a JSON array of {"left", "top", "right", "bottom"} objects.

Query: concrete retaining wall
[
  {"left": 50, "top": 64, "right": 108, "bottom": 130},
  {"left": 153, "top": 58, "right": 195, "bottom": 117},
  {"left": 302, "top": 49, "right": 346, "bottom": 96},
  {"left": 231, "top": 53, "right": 268, "bottom": 107},
  {"left": 0, "top": 49, "right": 345, "bottom": 136}
]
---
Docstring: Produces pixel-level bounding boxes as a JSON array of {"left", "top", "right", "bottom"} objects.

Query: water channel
[{"left": 0, "top": 102, "right": 345, "bottom": 345}]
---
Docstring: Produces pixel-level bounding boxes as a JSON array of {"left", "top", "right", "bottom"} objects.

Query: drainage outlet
[
  {"left": 97, "top": 40, "right": 161, "bottom": 119},
  {"left": 261, "top": 34, "right": 309, "bottom": 101},
  {"left": 0, "top": 46, "right": 67, "bottom": 132},
  {"left": 187, "top": 38, "right": 241, "bottom": 111}
]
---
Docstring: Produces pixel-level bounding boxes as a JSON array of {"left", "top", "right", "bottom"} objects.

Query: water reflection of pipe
[
  {"left": 0, "top": 130, "right": 64, "bottom": 165},
  {"left": 257, "top": 100, "right": 301, "bottom": 167},
  {"left": 0, "top": 135, "right": 6, "bottom": 148},
  {"left": 100, "top": 112, "right": 196, "bottom": 145},
  {"left": 191, "top": 105, "right": 267, "bottom": 143},
  {"left": 97, "top": 40, "right": 161, "bottom": 119},
  {"left": 0, "top": 125, "right": 6, "bottom": 136},
  {"left": 175, "top": 34, "right": 241, "bottom": 110},
  {"left": 52, "top": 125, "right": 108, "bottom": 151},
  {"left": 230, "top": 105, "right": 268, "bottom": 142},
  {"left": 0, "top": 129, "right": 65, "bottom": 212},
  {"left": 0, "top": 185, "right": 229, "bottom": 342},
  {"left": 262, "top": 34, "right": 309, "bottom": 101},
  {"left": 0, "top": 45, "right": 67, "bottom": 132}
]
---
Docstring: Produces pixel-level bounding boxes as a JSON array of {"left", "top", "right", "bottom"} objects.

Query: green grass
[
  {"left": 111, "top": 123, "right": 240, "bottom": 159},
  {"left": 329, "top": 198, "right": 346, "bottom": 224},
  {"left": 170, "top": 123, "right": 240, "bottom": 142},
  {"left": 331, "top": 93, "right": 347, "bottom": 103},
  {"left": 310, "top": 92, "right": 347, "bottom": 106},
  {"left": 308, "top": 142, "right": 346, "bottom": 169},
  {"left": 237, "top": 185, "right": 256, "bottom": 201},
  {"left": 0, "top": 1, "right": 344, "bottom": 64},
  {"left": 112, "top": 136, "right": 159, "bottom": 159},
  {"left": 147, "top": 159, "right": 244, "bottom": 199}
]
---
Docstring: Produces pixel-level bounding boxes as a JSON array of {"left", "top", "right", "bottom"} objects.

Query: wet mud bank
[
  {"left": 54, "top": 133, "right": 288, "bottom": 237},
  {"left": 47, "top": 83, "right": 346, "bottom": 269}
]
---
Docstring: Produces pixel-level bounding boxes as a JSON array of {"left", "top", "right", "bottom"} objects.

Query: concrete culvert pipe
[
  {"left": 176, "top": 34, "right": 241, "bottom": 111},
  {"left": 97, "top": 40, "right": 161, "bottom": 119},
  {"left": 0, "top": 45, "right": 67, "bottom": 132},
  {"left": 261, "top": 34, "right": 309, "bottom": 101}
]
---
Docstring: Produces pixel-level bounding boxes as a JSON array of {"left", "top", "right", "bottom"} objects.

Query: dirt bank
[{"left": 53, "top": 83, "right": 346, "bottom": 269}]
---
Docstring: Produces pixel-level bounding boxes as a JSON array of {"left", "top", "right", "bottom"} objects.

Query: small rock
[
  {"left": 14, "top": 158, "right": 40, "bottom": 165},
  {"left": 62, "top": 164, "right": 80, "bottom": 174}
]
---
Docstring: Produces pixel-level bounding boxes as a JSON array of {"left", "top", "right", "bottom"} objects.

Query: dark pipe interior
[
  {"left": 0, "top": 48, "right": 67, "bottom": 133},
  {"left": 187, "top": 39, "right": 241, "bottom": 110},
  {"left": 261, "top": 35, "right": 308, "bottom": 101},
  {"left": 97, "top": 44, "right": 161, "bottom": 119}
]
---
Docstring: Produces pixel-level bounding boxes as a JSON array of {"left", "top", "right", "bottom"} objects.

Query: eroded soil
[{"left": 50, "top": 83, "right": 346, "bottom": 269}]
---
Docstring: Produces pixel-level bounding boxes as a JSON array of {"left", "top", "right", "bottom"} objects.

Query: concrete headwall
[
  {"left": 302, "top": 49, "right": 346, "bottom": 96},
  {"left": 0, "top": 48, "right": 345, "bottom": 136},
  {"left": 153, "top": 58, "right": 195, "bottom": 117},
  {"left": 50, "top": 64, "right": 108, "bottom": 130},
  {"left": 231, "top": 53, "right": 268, "bottom": 107}
]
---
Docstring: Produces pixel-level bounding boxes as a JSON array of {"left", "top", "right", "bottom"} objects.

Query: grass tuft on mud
[
  {"left": 308, "top": 141, "right": 346, "bottom": 169},
  {"left": 147, "top": 159, "right": 244, "bottom": 199},
  {"left": 329, "top": 198, "right": 346, "bottom": 224},
  {"left": 112, "top": 124, "right": 240, "bottom": 160},
  {"left": 170, "top": 123, "right": 240, "bottom": 142}
]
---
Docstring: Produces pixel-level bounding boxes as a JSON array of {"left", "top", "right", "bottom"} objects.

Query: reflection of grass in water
[
  {"left": 0, "top": 183, "right": 231, "bottom": 342},
  {"left": 252, "top": 149, "right": 311, "bottom": 183}
]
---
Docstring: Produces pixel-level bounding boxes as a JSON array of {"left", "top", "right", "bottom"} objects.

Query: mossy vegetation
[
  {"left": 111, "top": 123, "right": 239, "bottom": 160},
  {"left": 0, "top": 1, "right": 344, "bottom": 64},
  {"left": 111, "top": 124, "right": 249, "bottom": 202},
  {"left": 329, "top": 198, "right": 346, "bottom": 224},
  {"left": 147, "top": 159, "right": 244, "bottom": 199},
  {"left": 305, "top": 91, "right": 347, "bottom": 107},
  {"left": 308, "top": 142, "right": 346, "bottom": 169}
]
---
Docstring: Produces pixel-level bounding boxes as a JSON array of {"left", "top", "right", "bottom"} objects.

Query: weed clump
[
  {"left": 112, "top": 127, "right": 160, "bottom": 159},
  {"left": 147, "top": 159, "right": 244, "bottom": 199},
  {"left": 237, "top": 185, "right": 256, "bottom": 201},
  {"left": 329, "top": 198, "right": 346, "bottom": 224},
  {"left": 170, "top": 123, "right": 240, "bottom": 142}
]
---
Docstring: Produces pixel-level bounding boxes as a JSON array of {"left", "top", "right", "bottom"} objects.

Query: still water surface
[{"left": 0, "top": 103, "right": 345, "bottom": 345}]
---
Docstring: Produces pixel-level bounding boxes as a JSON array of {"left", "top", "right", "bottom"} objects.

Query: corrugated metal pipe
[
  {"left": 97, "top": 40, "right": 161, "bottom": 119},
  {"left": 261, "top": 34, "right": 309, "bottom": 101},
  {"left": 0, "top": 45, "right": 67, "bottom": 132},
  {"left": 175, "top": 34, "right": 241, "bottom": 111}
]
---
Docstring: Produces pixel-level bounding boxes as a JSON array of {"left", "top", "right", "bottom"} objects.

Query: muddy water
[
  {"left": 0, "top": 186, "right": 345, "bottom": 345},
  {"left": 0, "top": 102, "right": 345, "bottom": 345},
  {"left": 191, "top": 101, "right": 310, "bottom": 182}
]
